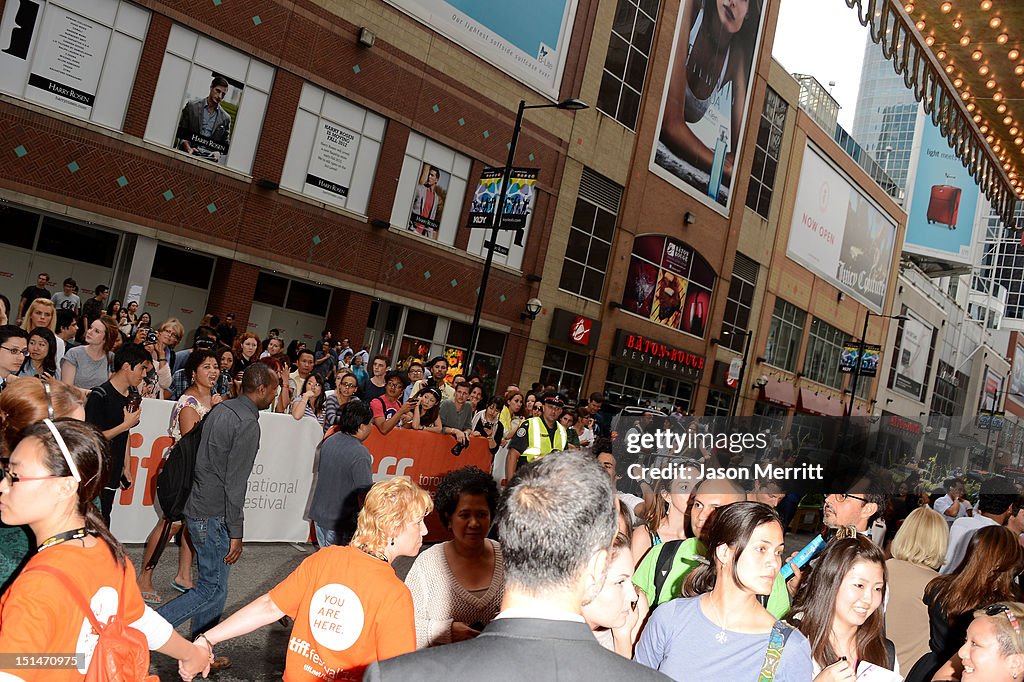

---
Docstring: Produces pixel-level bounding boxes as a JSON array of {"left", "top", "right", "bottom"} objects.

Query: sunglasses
[
  {"left": 985, "top": 603, "right": 1022, "bottom": 640},
  {"left": 1, "top": 418, "right": 80, "bottom": 485}
]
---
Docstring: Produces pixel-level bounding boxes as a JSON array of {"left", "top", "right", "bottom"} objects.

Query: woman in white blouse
[{"left": 404, "top": 466, "right": 503, "bottom": 648}]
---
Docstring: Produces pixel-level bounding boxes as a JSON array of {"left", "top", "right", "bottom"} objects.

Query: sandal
[
  {"left": 141, "top": 591, "right": 161, "bottom": 605},
  {"left": 171, "top": 580, "right": 191, "bottom": 594}
]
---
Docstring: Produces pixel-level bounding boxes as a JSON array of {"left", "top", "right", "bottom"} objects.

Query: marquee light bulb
[
  {"left": 981, "top": 0, "right": 992, "bottom": 10},
  {"left": 947, "top": 64, "right": 956, "bottom": 73},
  {"left": 981, "top": 124, "right": 990, "bottom": 133},
  {"left": 968, "top": 102, "right": 977, "bottom": 111},
  {"left": 916, "top": 20, "right": 926, "bottom": 30},
  {"left": 953, "top": 18, "right": 963, "bottom": 29},
  {"left": 987, "top": 79, "right": 997, "bottom": 88},
  {"left": 1005, "top": 116, "right": 1013, "bottom": 124},
  {"left": 961, "top": 35, "right": 971, "bottom": 46},
  {"left": 905, "top": 2, "right": 914, "bottom": 11},
  {"left": 997, "top": 103, "right": 1007, "bottom": 112},
  {"left": 972, "top": 49, "right": 984, "bottom": 60},
  {"left": 925, "top": 35, "right": 935, "bottom": 46},
  {"left": 994, "top": 91, "right": 1004, "bottom": 101},
  {"left": 990, "top": 17, "right": 1002, "bottom": 28},
  {"left": 980, "top": 65, "right": 991, "bottom": 75},
  {"left": 1010, "top": 49, "right": 1021, "bottom": 60},
  {"left": 997, "top": 33, "right": 1009, "bottom": 44},
  {"left": 941, "top": 1, "right": 952, "bottom": 11},
  {"left": 956, "top": 77, "right": 965, "bottom": 87},
  {"left": 1016, "top": 64, "right": 1024, "bottom": 75}
]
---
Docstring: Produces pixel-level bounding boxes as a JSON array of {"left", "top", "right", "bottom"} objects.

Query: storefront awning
[
  {"left": 759, "top": 378, "right": 797, "bottom": 407},
  {"left": 798, "top": 388, "right": 845, "bottom": 417}
]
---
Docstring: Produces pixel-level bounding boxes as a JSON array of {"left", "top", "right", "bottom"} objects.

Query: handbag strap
[{"left": 757, "top": 620, "right": 794, "bottom": 682}]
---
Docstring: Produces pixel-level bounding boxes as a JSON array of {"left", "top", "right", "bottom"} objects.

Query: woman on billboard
[{"left": 658, "top": 0, "right": 762, "bottom": 202}]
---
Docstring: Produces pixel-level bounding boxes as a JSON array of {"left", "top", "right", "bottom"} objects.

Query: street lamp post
[
  {"left": 840, "top": 310, "right": 908, "bottom": 450},
  {"left": 724, "top": 329, "right": 753, "bottom": 418},
  {"left": 846, "top": 310, "right": 908, "bottom": 418},
  {"left": 465, "top": 97, "right": 587, "bottom": 376}
]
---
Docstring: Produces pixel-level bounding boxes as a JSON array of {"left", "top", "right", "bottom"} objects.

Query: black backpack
[{"left": 156, "top": 413, "right": 208, "bottom": 522}]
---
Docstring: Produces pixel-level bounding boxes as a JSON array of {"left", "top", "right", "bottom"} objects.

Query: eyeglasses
[
  {"left": 0, "top": 345, "right": 28, "bottom": 357},
  {"left": 341, "top": 382, "right": 358, "bottom": 389},
  {"left": 0, "top": 466, "right": 68, "bottom": 485},
  {"left": 386, "top": 381, "right": 404, "bottom": 389},
  {"left": 837, "top": 493, "right": 869, "bottom": 503},
  {"left": 985, "top": 603, "right": 1022, "bottom": 641}
]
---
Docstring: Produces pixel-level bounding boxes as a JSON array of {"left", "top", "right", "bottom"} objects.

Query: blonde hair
[
  {"left": 21, "top": 298, "right": 56, "bottom": 332},
  {"left": 890, "top": 506, "right": 950, "bottom": 569},
  {"left": 159, "top": 318, "right": 185, "bottom": 340},
  {"left": 973, "top": 602, "right": 1024, "bottom": 657},
  {"left": 352, "top": 477, "right": 433, "bottom": 554}
]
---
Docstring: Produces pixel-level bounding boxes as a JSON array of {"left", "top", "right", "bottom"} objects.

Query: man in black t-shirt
[
  {"left": 84, "top": 343, "right": 151, "bottom": 526},
  {"left": 16, "top": 272, "right": 50, "bottom": 324}
]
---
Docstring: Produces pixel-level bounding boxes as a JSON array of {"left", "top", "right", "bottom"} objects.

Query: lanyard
[{"left": 38, "top": 527, "right": 93, "bottom": 551}]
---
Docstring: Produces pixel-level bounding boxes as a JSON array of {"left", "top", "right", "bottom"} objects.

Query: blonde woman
[
  {"left": 885, "top": 506, "right": 950, "bottom": 670},
  {"left": 196, "top": 477, "right": 431, "bottom": 680},
  {"left": 19, "top": 298, "right": 56, "bottom": 333}
]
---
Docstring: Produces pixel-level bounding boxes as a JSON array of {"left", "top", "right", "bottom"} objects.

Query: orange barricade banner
[{"left": 362, "top": 428, "right": 494, "bottom": 541}]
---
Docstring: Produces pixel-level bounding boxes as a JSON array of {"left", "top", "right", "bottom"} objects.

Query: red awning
[
  {"left": 759, "top": 378, "right": 796, "bottom": 407},
  {"left": 798, "top": 388, "right": 845, "bottom": 417}
]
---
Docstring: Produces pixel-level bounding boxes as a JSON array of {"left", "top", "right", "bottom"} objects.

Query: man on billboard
[
  {"left": 177, "top": 76, "right": 233, "bottom": 162},
  {"left": 409, "top": 165, "right": 445, "bottom": 238},
  {"left": 655, "top": 0, "right": 763, "bottom": 204}
]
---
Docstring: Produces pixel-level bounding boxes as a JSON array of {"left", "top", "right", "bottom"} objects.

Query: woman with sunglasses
[
  {"left": 324, "top": 369, "right": 360, "bottom": 428},
  {"left": 932, "top": 602, "right": 1024, "bottom": 682},
  {"left": 906, "top": 525, "right": 1024, "bottom": 682},
  {"left": 0, "top": 378, "right": 85, "bottom": 591},
  {"left": 0, "top": 419, "right": 211, "bottom": 680}
]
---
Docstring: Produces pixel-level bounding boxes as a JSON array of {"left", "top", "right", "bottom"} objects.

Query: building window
[
  {"left": 803, "top": 318, "right": 845, "bottom": 389},
  {"left": 151, "top": 245, "right": 214, "bottom": 289},
  {"left": 144, "top": 25, "right": 275, "bottom": 174},
  {"left": 605, "top": 363, "right": 694, "bottom": 412},
  {"left": 445, "top": 321, "right": 505, "bottom": 396},
  {"left": 539, "top": 346, "right": 589, "bottom": 403},
  {"left": 721, "top": 253, "right": 759, "bottom": 352},
  {"left": 280, "top": 83, "right": 386, "bottom": 215},
  {"left": 705, "top": 390, "right": 732, "bottom": 417},
  {"left": 0, "top": 0, "right": 150, "bottom": 130},
  {"left": 37, "top": 218, "right": 120, "bottom": 268},
  {"left": 560, "top": 169, "right": 621, "bottom": 301},
  {"left": 390, "top": 133, "right": 473, "bottom": 250},
  {"left": 764, "top": 298, "right": 806, "bottom": 371},
  {"left": 745, "top": 88, "right": 788, "bottom": 218},
  {"left": 254, "top": 272, "right": 330, "bottom": 317},
  {"left": 597, "top": 0, "right": 660, "bottom": 129}
]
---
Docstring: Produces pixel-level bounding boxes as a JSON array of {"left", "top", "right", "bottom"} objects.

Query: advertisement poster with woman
[
  {"left": 650, "top": 0, "right": 767, "bottom": 211},
  {"left": 621, "top": 235, "right": 715, "bottom": 339},
  {"left": 408, "top": 163, "right": 450, "bottom": 239}
]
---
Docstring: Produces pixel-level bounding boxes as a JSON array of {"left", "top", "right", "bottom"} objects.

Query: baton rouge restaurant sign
[{"left": 613, "top": 330, "right": 705, "bottom": 381}]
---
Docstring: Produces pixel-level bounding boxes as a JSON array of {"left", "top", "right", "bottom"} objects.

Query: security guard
[{"left": 505, "top": 391, "right": 568, "bottom": 483}]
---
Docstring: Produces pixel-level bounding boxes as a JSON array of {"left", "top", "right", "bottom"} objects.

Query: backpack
[
  {"left": 651, "top": 539, "right": 683, "bottom": 608},
  {"left": 757, "top": 621, "right": 794, "bottom": 682},
  {"left": 156, "top": 412, "right": 208, "bottom": 522},
  {"left": 28, "top": 564, "right": 158, "bottom": 682}
]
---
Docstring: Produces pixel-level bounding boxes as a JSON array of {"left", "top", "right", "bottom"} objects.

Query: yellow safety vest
[{"left": 522, "top": 417, "right": 568, "bottom": 461}]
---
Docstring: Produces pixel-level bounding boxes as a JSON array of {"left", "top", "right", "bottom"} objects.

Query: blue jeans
[
  {"left": 157, "top": 516, "right": 231, "bottom": 639},
  {"left": 314, "top": 522, "right": 337, "bottom": 549}
]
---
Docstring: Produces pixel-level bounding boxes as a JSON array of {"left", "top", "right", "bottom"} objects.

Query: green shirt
[{"left": 632, "top": 538, "right": 792, "bottom": 619}]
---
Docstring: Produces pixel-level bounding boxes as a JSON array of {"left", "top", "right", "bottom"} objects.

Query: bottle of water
[{"left": 781, "top": 527, "right": 834, "bottom": 581}]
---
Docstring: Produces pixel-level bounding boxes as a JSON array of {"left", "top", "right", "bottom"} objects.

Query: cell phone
[
  {"left": 119, "top": 474, "right": 131, "bottom": 490},
  {"left": 127, "top": 393, "right": 142, "bottom": 412}
]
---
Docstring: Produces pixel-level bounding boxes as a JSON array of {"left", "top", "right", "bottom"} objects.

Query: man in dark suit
[{"left": 364, "top": 451, "right": 669, "bottom": 681}]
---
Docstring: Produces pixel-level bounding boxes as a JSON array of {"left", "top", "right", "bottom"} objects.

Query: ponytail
[{"left": 682, "top": 555, "right": 716, "bottom": 597}]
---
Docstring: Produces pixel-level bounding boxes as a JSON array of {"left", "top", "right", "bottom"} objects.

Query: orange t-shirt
[
  {"left": 0, "top": 541, "right": 146, "bottom": 681},
  {"left": 269, "top": 545, "right": 415, "bottom": 681}
]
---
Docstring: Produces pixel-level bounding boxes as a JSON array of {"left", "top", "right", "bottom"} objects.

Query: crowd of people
[{"left": 2, "top": 279, "right": 1024, "bottom": 680}]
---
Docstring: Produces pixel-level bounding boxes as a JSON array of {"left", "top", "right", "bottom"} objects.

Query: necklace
[
  {"left": 357, "top": 544, "right": 388, "bottom": 563},
  {"left": 710, "top": 595, "right": 730, "bottom": 644},
  {"left": 38, "top": 527, "right": 93, "bottom": 551}
]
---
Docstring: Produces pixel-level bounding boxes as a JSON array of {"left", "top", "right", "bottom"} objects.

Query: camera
[
  {"left": 450, "top": 440, "right": 466, "bottom": 457},
  {"left": 144, "top": 328, "right": 158, "bottom": 345}
]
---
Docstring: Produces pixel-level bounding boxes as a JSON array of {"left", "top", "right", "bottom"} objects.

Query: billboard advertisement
[
  {"left": 467, "top": 167, "right": 539, "bottom": 232},
  {"left": 839, "top": 343, "right": 880, "bottom": 377},
  {"left": 383, "top": 0, "right": 578, "bottom": 97},
  {"left": 786, "top": 144, "right": 898, "bottom": 313},
  {"left": 648, "top": 0, "right": 768, "bottom": 213},
  {"left": 1011, "top": 345, "right": 1024, "bottom": 405},
  {"left": 621, "top": 235, "right": 715, "bottom": 339},
  {"left": 904, "top": 116, "right": 981, "bottom": 264},
  {"left": 892, "top": 311, "right": 933, "bottom": 401}
]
